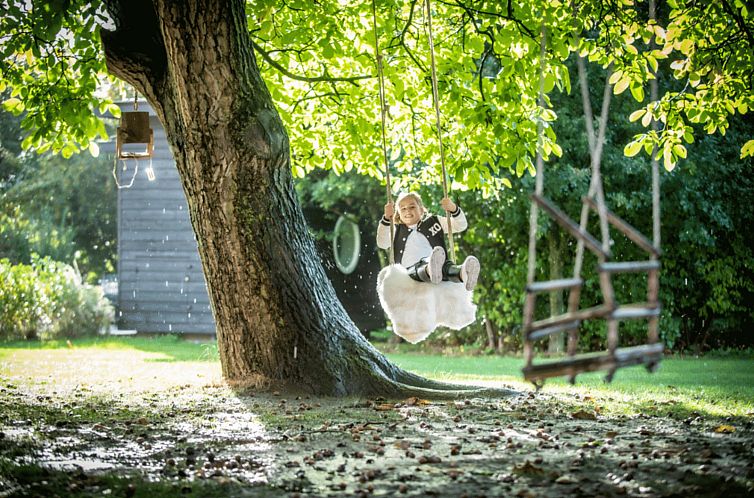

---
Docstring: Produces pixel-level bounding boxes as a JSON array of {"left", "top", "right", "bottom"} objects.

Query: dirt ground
[{"left": 1, "top": 350, "right": 753, "bottom": 497}]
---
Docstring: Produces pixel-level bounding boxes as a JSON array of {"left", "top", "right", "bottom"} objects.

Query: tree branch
[
  {"left": 720, "top": 0, "right": 754, "bottom": 49},
  {"left": 251, "top": 40, "right": 369, "bottom": 84},
  {"left": 100, "top": 0, "right": 167, "bottom": 107}
]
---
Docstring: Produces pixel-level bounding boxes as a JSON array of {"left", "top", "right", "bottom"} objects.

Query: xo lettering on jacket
[{"left": 429, "top": 222, "right": 442, "bottom": 236}]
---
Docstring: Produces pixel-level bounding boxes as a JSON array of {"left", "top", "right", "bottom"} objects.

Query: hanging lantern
[
  {"left": 116, "top": 109, "right": 153, "bottom": 159},
  {"left": 113, "top": 97, "right": 156, "bottom": 188}
]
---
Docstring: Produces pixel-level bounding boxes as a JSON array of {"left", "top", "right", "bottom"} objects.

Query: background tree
[{"left": 0, "top": 138, "right": 117, "bottom": 280}]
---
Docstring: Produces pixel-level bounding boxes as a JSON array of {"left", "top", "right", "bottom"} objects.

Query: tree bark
[
  {"left": 100, "top": 0, "right": 513, "bottom": 398},
  {"left": 484, "top": 317, "right": 498, "bottom": 351}
]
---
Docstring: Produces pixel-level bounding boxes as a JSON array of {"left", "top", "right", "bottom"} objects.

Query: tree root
[
  {"left": 339, "top": 335, "right": 519, "bottom": 400},
  {"left": 366, "top": 363, "right": 517, "bottom": 400},
  {"left": 383, "top": 379, "right": 517, "bottom": 401}
]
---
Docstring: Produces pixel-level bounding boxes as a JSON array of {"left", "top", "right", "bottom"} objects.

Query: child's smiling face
[{"left": 398, "top": 197, "right": 422, "bottom": 225}]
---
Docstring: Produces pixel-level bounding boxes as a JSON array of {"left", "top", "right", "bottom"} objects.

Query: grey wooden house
[
  {"left": 101, "top": 102, "right": 214, "bottom": 335},
  {"left": 104, "top": 102, "right": 383, "bottom": 336}
]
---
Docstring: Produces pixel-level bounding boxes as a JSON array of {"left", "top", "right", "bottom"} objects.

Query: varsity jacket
[{"left": 376, "top": 207, "right": 467, "bottom": 266}]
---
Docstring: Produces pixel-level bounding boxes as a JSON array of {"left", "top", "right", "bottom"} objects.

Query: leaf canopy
[{"left": 1, "top": 0, "right": 751, "bottom": 189}]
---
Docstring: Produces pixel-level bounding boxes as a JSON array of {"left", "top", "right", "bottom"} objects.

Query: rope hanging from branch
[
  {"left": 424, "top": 0, "right": 455, "bottom": 262},
  {"left": 371, "top": 0, "right": 395, "bottom": 265}
]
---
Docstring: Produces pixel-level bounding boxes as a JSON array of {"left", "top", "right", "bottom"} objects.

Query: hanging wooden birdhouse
[{"left": 116, "top": 110, "right": 154, "bottom": 159}]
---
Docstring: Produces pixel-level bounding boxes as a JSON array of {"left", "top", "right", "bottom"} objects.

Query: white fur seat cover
[{"left": 377, "top": 264, "right": 477, "bottom": 344}]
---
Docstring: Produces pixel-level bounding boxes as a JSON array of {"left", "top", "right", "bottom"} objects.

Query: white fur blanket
[{"left": 377, "top": 264, "right": 477, "bottom": 344}]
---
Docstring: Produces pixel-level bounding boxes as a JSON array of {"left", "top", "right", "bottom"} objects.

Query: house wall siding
[{"left": 102, "top": 103, "right": 215, "bottom": 335}]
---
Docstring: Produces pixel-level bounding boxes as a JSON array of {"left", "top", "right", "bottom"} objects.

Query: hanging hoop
[{"left": 112, "top": 157, "right": 140, "bottom": 189}]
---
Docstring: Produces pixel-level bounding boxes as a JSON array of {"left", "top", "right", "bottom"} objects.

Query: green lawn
[
  {"left": 0, "top": 335, "right": 219, "bottom": 362},
  {"left": 2, "top": 336, "right": 752, "bottom": 418},
  {"left": 383, "top": 351, "right": 754, "bottom": 417}
]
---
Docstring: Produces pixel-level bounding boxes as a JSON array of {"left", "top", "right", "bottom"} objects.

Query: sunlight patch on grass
[
  {"left": 0, "top": 338, "right": 222, "bottom": 394},
  {"left": 2, "top": 338, "right": 752, "bottom": 418},
  {"left": 384, "top": 352, "right": 754, "bottom": 418}
]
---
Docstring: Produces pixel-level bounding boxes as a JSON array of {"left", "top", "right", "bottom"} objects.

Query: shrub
[{"left": 0, "top": 256, "right": 113, "bottom": 341}]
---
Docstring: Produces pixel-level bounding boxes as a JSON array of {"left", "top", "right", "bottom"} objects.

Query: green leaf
[
  {"left": 2, "top": 97, "right": 24, "bottom": 114},
  {"left": 646, "top": 55, "right": 658, "bottom": 73},
  {"left": 88, "top": 142, "right": 100, "bottom": 158},
  {"left": 624, "top": 141, "right": 642, "bottom": 157},
  {"left": 614, "top": 78, "right": 629, "bottom": 95},
  {"left": 629, "top": 109, "right": 646, "bottom": 122},
  {"left": 663, "top": 147, "right": 675, "bottom": 171},
  {"left": 672, "top": 143, "right": 687, "bottom": 159},
  {"left": 641, "top": 110, "right": 653, "bottom": 127},
  {"left": 551, "top": 143, "right": 562, "bottom": 157},
  {"left": 740, "top": 139, "right": 754, "bottom": 159},
  {"left": 61, "top": 144, "right": 77, "bottom": 159},
  {"left": 630, "top": 84, "right": 645, "bottom": 102},
  {"left": 544, "top": 73, "right": 556, "bottom": 93},
  {"left": 467, "top": 36, "right": 484, "bottom": 54}
]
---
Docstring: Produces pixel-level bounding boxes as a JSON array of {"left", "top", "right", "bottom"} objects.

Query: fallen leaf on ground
[
  {"left": 571, "top": 410, "right": 597, "bottom": 420},
  {"left": 513, "top": 461, "right": 544, "bottom": 475},
  {"left": 555, "top": 474, "right": 579, "bottom": 484},
  {"left": 713, "top": 425, "right": 735, "bottom": 433}
]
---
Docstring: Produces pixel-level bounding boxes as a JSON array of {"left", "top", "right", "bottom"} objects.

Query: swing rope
[
  {"left": 371, "top": 0, "right": 395, "bottom": 265},
  {"left": 424, "top": 0, "right": 456, "bottom": 262},
  {"left": 526, "top": 21, "right": 548, "bottom": 285}
]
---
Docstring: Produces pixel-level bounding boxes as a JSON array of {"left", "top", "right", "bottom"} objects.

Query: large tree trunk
[{"left": 100, "top": 0, "right": 512, "bottom": 398}]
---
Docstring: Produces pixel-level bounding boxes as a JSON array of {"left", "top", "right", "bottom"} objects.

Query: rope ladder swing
[{"left": 521, "top": 18, "right": 663, "bottom": 386}]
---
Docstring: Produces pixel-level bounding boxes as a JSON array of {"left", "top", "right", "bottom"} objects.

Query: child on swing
[{"left": 376, "top": 192, "right": 480, "bottom": 292}]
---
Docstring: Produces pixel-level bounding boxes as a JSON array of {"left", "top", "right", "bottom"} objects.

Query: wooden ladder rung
[
  {"left": 528, "top": 305, "right": 612, "bottom": 332},
  {"left": 611, "top": 303, "right": 661, "bottom": 320},
  {"left": 528, "top": 321, "right": 581, "bottom": 341},
  {"left": 522, "top": 343, "right": 664, "bottom": 381},
  {"left": 532, "top": 194, "right": 610, "bottom": 259},
  {"left": 599, "top": 260, "right": 661, "bottom": 274},
  {"left": 526, "top": 278, "right": 584, "bottom": 294},
  {"left": 613, "top": 343, "right": 664, "bottom": 363},
  {"left": 583, "top": 196, "right": 661, "bottom": 257}
]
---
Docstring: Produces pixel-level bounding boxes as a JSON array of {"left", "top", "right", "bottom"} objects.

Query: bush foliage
[{"left": 0, "top": 257, "right": 113, "bottom": 341}]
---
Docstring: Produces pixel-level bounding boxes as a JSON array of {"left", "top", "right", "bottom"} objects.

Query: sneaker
[
  {"left": 460, "top": 256, "right": 480, "bottom": 291},
  {"left": 427, "top": 247, "right": 445, "bottom": 284}
]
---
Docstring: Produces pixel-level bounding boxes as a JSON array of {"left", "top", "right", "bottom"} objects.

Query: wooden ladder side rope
[
  {"left": 424, "top": 0, "right": 455, "bottom": 262},
  {"left": 371, "top": 0, "right": 395, "bottom": 265},
  {"left": 569, "top": 57, "right": 616, "bottom": 366},
  {"left": 523, "top": 20, "right": 549, "bottom": 373},
  {"left": 648, "top": 0, "right": 661, "bottom": 345}
]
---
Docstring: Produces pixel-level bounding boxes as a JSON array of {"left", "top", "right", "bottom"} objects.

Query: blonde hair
[{"left": 393, "top": 192, "right": 427, "bottom": 224}]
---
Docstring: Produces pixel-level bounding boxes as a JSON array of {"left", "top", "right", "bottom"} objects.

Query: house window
[{"left": 333, "top": 215, "right": 360, "bottom": 274}]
